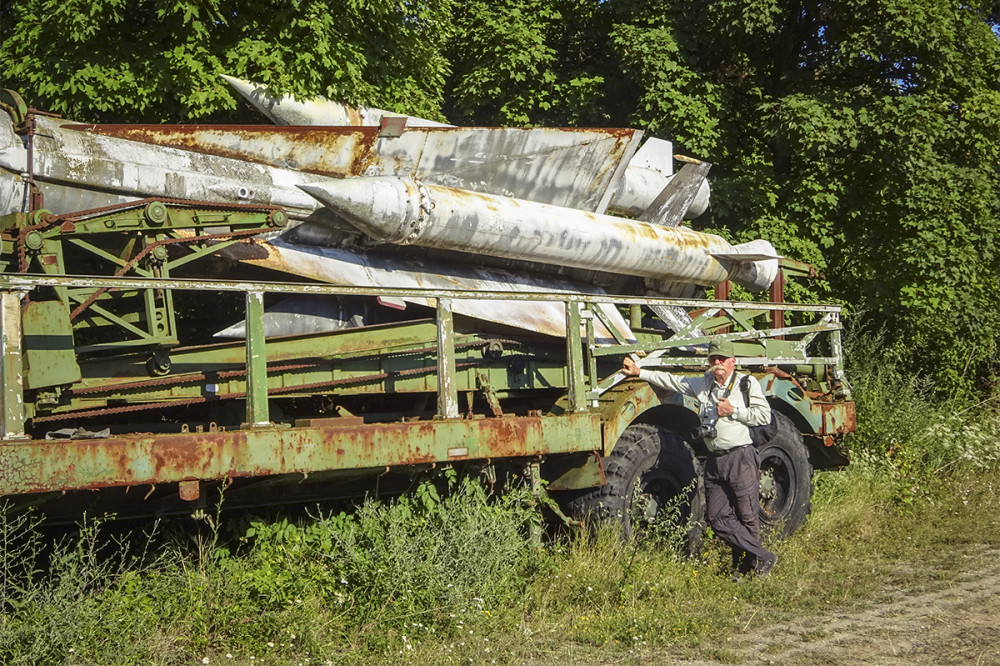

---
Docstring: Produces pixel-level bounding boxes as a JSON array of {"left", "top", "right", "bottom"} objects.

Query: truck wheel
[
  {"left": 563, "top": 424, "right": 703, "bottom": 546},
  {"left": 758, "top": 412, "right": 813, "bottom": 538}
]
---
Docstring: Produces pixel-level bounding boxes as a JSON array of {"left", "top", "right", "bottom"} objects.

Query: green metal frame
[
  {"left": 0, "top": 259, "right": 854, "bottom": 498},
  {"left": 0, "top": 273, "right": 851, "bottom": 428},
  {"left": 0, "top": 203, "right": 284, "bottom": 352}
]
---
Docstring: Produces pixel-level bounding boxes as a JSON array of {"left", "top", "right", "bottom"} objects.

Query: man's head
[{"left": 707, "top": 339, "right": 736, "bottom": 384}]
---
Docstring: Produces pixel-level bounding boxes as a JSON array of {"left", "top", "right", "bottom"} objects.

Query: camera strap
[
  {"left": 708, "top": 371, "right": 739, "bottom": 403},
  {"left": 720, "top": 371, "right": 738, "bottom": 398}
]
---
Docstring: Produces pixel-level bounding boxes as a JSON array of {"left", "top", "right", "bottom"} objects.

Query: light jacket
[{"left": 637, "top": 368, "right": 771, "bottom": 452}]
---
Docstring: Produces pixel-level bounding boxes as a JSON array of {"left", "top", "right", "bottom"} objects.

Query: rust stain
[
  {"left": 0, "top": 415, "right": 595, "bottom": 495},
  {"left": 819, "top": 401, "right": 856, "bottom": 438},
  {"left": 221, "top": 239, "right": 270, "bottom": 261},
  {"left": 63, "top": 124, "right": 381, "bottom": 178}
]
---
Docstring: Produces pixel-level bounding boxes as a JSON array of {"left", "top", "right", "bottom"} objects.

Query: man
[{"left": 621, "top": 339, "right": 777, "bottom": 578}]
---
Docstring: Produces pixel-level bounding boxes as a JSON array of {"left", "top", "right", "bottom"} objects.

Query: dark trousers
[{"left": 704, "top": 445, "right": 774, "bottom": 570}]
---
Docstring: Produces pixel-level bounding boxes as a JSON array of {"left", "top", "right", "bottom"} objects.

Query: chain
[
  {"left": 34, "top": 358, "right": 504, "bottom": 423},
  {"left": 47, "top": 197, "right": 282, "bottom": 224},
  {"left": 68, "top": 227, "right": 265, "bottom": 321}
]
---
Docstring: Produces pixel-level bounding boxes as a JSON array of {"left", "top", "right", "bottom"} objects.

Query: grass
[{"left": 2, "top": 330, "right": 999, "bottom": 665}]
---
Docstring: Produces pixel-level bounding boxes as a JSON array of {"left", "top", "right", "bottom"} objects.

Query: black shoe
[{"left": 753, "top": 553, "right": 777, "bottom": 578}]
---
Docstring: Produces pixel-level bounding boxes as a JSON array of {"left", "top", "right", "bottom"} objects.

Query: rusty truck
[{"left": 0, "top": 85, "right": 854, "bottom": 536}]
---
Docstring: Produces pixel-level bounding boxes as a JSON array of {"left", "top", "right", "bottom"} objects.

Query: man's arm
[{"left": 622, "top": 356, "right": 698, "bottom": 396}]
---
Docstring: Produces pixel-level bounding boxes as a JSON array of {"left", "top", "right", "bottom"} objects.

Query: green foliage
[
  {"left": 843, "top": 319, "right": 1000, "bottom": 507},
  {"left": 0, "top": 446, "right": 997, "bottom": 664},
  {"left": 2, "top": 0, "right": 1000, "bottom": 390},
  {"left": 0, "top": 0, "right": 454, "bottom": 122},
  {"left": 602, "top": 0, "right": 1000, "bottom": 394},
  {"left": 0, "top": 473, "right": 545, "bottom": 663},
  {"left": 234, "top": 471, "right": 542, "bottom": 627},
  {"left": 443, "top": 0, "right": 607, "bottom": 125},
  {"left": 609, "top": 22, "right": 722, "bottom": 156}
]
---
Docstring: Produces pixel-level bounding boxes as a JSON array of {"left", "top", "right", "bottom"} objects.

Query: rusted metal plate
[
  {"left": 820, "top": 400, "right": 856, "bottom": 437},
  {"left": 22, "top": 300, "right": 81, "bottom": 389},
  {"left": 64, "top": 124, "right": 380, "bottom": 179},
  {"left": 0, "top": 412, "right": 601, "bottom": 495},
  {"left": 64, "top": 124, "right": 640, "bottom": 212},
  {"left": 543, "top": 451, "right": 606, "bottom": 491}
]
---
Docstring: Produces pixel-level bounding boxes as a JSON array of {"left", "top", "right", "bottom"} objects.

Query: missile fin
[
  {"left": 710, "top": 253, "right": 783, "bottom": 262},
  {"left": 638, "top": 159, "right": 712, "bottom": 227}
]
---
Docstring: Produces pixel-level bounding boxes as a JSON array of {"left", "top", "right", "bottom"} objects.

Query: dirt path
[{"left": 689, "top": 547, "right": 1000, "bottom": 665}]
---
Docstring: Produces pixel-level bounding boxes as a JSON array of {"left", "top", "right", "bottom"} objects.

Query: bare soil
[{"left": 686, "top": 546, "right": 1000, "bottom": 665}]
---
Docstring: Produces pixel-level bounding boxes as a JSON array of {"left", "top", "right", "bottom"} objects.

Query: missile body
[
  {"left": 62, "top": 122, "right": 642, "bottom": 216},
  {"left": 222, "top": 75, "right": 451, "bottom": 128},
  {"left": 223, "top": 76, "right": 710, "bottom": 220},
  {"left": 0, "top": 115, "right": 25, "bottom": 214},
  {"left": 300, "top": 177, "right": 778, "bottom": 292},
  {"left": 225, "top": 238, "right": 635, "bottom": 343},
  {"left": 0, "top": 113, "right": 331, "bottom": 219}
]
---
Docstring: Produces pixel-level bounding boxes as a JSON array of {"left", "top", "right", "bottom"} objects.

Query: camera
[{"left": 690, "top": 422, "right": 718, "bottom": 441}]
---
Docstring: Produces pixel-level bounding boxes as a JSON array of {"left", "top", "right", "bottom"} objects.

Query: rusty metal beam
[{"left": 0, "top": 412, "right": 602, "bottom": 496}]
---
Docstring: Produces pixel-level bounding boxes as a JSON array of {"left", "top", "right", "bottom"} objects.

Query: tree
[
  {"left": 0, "top": 0, "right": 454, "bottom": 123},
  {"left": 442, "top": 0, "right": 607, "bottom": 126},
  {"left": 605, "top": 0, "right": 1000, "bottom": 394}
]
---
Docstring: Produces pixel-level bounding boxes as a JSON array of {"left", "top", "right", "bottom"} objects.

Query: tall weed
[{"left": 842, "top": 323, "right": 1000, "bottom": 506}]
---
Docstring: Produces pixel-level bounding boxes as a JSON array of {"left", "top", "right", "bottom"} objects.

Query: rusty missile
[
  {"left": 222, "top": 76, "right": 710, "bottom": 220},
  {"left": 299, "top": 177, "right": 778, "bottom": 291},
  {"left": 0, "top": 103, "right": 636, "bottom": 340},
  {"left": 223, "top": 75, "right": 451, "bottom": 128}
]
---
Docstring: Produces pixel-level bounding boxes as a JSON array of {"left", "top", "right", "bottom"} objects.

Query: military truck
[{"left": 0, "top": 87, "right": 854, "bottom": 536}]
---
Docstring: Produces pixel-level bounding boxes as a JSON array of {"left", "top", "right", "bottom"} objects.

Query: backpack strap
[{"left": 739, "top": 373, "right": 751, "bottom": 407}]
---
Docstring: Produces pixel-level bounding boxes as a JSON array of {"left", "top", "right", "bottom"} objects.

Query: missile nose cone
[
  {"left": 222, "top": 75, "right": 281, "bottom": 125},
  {"left": 721, "top": 240, "right": 781, "bottom": 292},
  {"left": 299, "top": 177, "right": 426, "bottom": 244}
]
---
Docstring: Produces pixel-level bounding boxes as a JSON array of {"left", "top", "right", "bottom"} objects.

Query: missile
[
  {"left": 299, "top": 177, "right": 778, "bottom": 291},
  {"left": 52, "top": 121, "right": 643, "bottom": 216},
  {"left": 222, "top": 76, "right": 710, "bottom": 220},
  {"left": 218, "top": 237, "right": 636, "bottom": 343},
  {"left": 0, "top": 104, "right": 636, "bottom": 341},
  {"left": 223, "top": 75, "right": 451, "bottom": 128},
  {"left": 0, "top": 112, "right": 331, "bottom": 219}
]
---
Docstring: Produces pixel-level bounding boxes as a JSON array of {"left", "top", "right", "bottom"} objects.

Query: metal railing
[{"left": 0, "top": 273, "right": 845, "bottom": 439}]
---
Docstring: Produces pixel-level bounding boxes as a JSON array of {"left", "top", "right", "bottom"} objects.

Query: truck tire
[
  {"left": 758, "top": 411, "right": 813, "bottom": 538},
  {"left": 563, "top": 424, "right": 703, "bottom": 546}
]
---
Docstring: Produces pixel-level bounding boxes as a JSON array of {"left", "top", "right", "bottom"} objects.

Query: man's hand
[
  {"left": 622, "top": 356, "right": 641, "bottom": 377},
  {"left": 716, "top": 396, "right": 735, "bottom": 418}
]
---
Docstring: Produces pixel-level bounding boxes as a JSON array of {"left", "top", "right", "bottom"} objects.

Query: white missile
[
  {"left": 0, "top": 107, "right": 637, "bottom": 340},
  {"left": 222, "top": 75, "right": 451, "bottom": 128},
  {"left": 222, "top": 75, "right": 710, "bottom": 220},
  {"left": 299, "top": 177, "right": 778, "bottom": 291}
]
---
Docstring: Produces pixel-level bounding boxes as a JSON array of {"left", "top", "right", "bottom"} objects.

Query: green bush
[{"left": 842, "top": 321, "right": 1000, "bottom": 508}]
